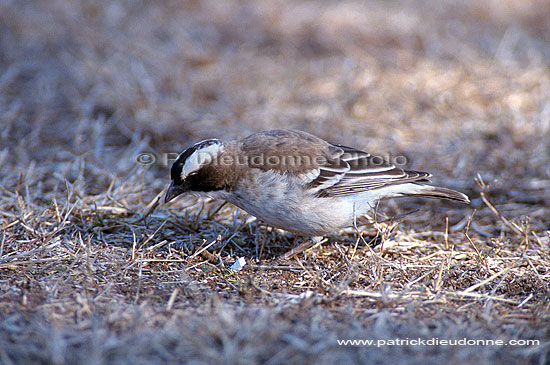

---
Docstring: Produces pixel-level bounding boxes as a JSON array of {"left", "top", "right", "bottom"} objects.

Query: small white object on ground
[{"left": 230, "top": 257, "right": 246, "bottom": 271}]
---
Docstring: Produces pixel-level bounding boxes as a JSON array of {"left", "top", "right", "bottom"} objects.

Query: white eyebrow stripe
[{"left": 181, "top": 143, "right": 224, "bottom": 179}]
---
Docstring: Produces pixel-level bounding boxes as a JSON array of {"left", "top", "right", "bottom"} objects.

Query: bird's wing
[
  {"left": 308, "top": 144, "right": 431, "bottom": 197},
  {"left": 239, "top": 130, "right": 431, "bottom": 198}
]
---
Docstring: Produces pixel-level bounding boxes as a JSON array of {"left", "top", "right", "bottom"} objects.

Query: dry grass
[{"left": 0, "top": 0, "right": 549, "bottom": 363}]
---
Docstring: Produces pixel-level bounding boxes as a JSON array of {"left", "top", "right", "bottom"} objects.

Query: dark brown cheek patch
[
  {"left": 185, "top": 165, "right": 236, "bottom": 192},
  {"left": 171, "top": 139, "right": 222, "bottom": 184}
]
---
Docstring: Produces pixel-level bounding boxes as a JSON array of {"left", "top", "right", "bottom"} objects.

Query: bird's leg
[
  {"left": 273, "top": 237, "right": 323, "bottom": 263},
  {"left": 352, "top": 202, "right": 368, "bottom": 239},
  {"left": 355, "top": 205, "right": 385, "bottom": 249},
  {"left": 258, "top": 223, "right": 267, "bottom": 261},
  {"left": 350, "top": 202, "right": 363, "bottom": 258},
  {"left": 254, "top": 220, "right": 268, "bottom": 261},
  {"left": 352, "top": 202, "right": 358, "bottom": 232}
]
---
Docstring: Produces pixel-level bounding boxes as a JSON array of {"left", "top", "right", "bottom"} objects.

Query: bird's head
[{"left": 165, "top": 139, "right": 228, "bottom": 203}]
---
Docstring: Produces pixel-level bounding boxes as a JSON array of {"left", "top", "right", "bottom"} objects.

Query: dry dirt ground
[{"left": 1, "top": 0, "right": 549, "bottom": 364}]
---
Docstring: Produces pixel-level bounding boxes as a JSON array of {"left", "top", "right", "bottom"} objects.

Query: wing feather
[
  {"left": 238, "top": 130, "right": 432, "bottom": 198},
  {"left": 309, "top": 144, "right": 432, "bottom": 198}
]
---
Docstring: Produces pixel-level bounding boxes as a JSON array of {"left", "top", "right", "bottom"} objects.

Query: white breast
[{"left": 219, "top": 170, "right": 366, "bottom": 235}]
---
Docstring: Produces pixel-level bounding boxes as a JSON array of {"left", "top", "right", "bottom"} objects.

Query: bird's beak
[{"left": 164, "top": 182, "right": 186, "bottom": 203}]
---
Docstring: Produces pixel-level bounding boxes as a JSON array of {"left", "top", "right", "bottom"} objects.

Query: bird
[{"left": 165, "top": 129, "right": 469, "bottom": 236}]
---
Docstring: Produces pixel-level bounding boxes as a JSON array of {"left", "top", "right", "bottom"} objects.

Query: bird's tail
[{"left": 404, "top": 185, "right": 470, "bottom": 204}]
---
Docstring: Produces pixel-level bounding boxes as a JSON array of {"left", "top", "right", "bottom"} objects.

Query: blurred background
[
  {"left": 1, "top": 2, "right": 549, "bottom": 363},
  {"left": 1, "top": 0, "right": 548, "bottom": 201}
]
